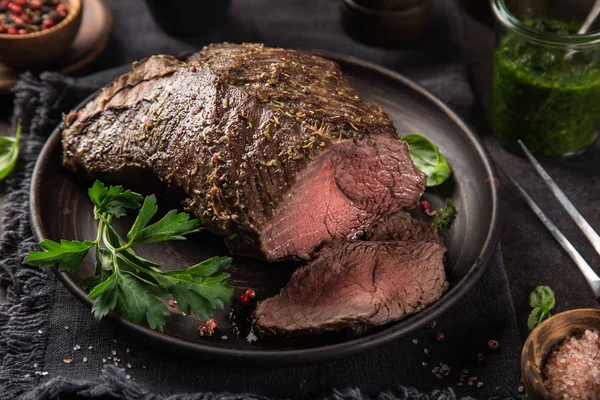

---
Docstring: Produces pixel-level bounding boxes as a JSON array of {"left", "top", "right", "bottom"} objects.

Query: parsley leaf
[
  {"left": 0, "top": 123, "right": 21, "bottom": 181},
  {"left": 156, "top": 257, "right": 234, "bottom": 319},
  {"left": 127, "top": 194, "right": 159, "bottom": 241},
  {"left": 402, "top": 134, "right": 452, "bottom": 187},
  {"left": 128, "top": 207, "right": 202, "bottom": 245},
  {"left": 23, "top": 239, "right": 95, "bottom": 271},
  {"left": 88, "top": 271, "right": 119, "bottom": 320},
  {"left": 115, "top": 273, "right": 170, "bottom": 331},
  {"left": 89, "top": 180, "right": 143, "bottom": 218},
  {"left": 527, "top": 286, "right": 555, "bottom": 331},
  {"left": 25, "top": 180, "right": 233, "bottom": 332}
]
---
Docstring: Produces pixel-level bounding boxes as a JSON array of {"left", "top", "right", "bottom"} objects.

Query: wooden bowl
[
  {"left": 521, "top": 308, "right": 600, "bottom": 400},
  {"left": 341, "top": 0, "right": 432, "bottom": 46},
  {"left": 0, "top": 0, "right": 83, "bottom": 70}
]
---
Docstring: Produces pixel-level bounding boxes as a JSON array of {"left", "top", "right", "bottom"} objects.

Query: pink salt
[{"left": 543, "top": 329, "right": 600, "bottom": 399}]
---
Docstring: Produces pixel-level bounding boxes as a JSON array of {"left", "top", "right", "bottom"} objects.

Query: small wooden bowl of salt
[{"left": 522, "top": 308, "right": 600, "bottom": 400}]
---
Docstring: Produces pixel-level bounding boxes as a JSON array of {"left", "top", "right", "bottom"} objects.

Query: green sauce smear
[{"left": 491, "top": 19, "right": 600, "bottom": 157}]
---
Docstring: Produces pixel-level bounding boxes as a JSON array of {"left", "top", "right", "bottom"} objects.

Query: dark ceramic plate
[{"left": 30, "top": 53, "right": 499, "bottom": 366}]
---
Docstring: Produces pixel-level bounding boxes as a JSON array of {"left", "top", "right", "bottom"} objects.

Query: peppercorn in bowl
[{"left": 0, "top": 0, "right": 82, "bottom": 69}]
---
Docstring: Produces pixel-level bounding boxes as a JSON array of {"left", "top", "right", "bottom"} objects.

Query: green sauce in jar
[{"left": 491, "top": 19, "right": 600, "bottom": 157}]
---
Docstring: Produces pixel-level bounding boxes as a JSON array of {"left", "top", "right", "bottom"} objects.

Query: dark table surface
[{"left": 0, "top": 1, "right": 598, "bottom": 350}]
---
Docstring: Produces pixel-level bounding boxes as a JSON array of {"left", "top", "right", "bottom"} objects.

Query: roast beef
[
  {"left": 255, "top": 239, "right": 448, "bottom": 333},
  {"left": 61, "top": 43, "right": 427, "bottom": 261},
  {"left": 366, "top": 211, "right": 442, "bottom": 244}
]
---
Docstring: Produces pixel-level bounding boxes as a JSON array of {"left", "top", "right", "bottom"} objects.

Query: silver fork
[{"left": 500, "top": 141, "right": 600, "bottom": 300}]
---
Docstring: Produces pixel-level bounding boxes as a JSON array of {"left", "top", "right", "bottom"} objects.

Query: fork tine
[
  {"left": 517, "top": 140, "right": 600, "bottom": 257},
  {"left": 500, "top": 167, "right": 600, "bottom": 299}
]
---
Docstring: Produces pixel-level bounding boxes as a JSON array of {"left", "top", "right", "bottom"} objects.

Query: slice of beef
[
  {"left": 61, "top": 43, "right": 426, "bottom": 261},
  {"left": 255, "top": 240, "right": 448, "bottom": 333},
  {"left": 366, "top": 211, "right": 442, "bottom": 244}
]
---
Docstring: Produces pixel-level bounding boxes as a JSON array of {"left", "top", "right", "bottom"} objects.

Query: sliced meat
[
  {"left": 366, "top": 211, "right": 442, "bottom": 244},
  {"left": 255, "top": 240, "right": 448, "bottom": 333},
  {"left": 61, "top": 43, "right": 426, "bottom": 261}
]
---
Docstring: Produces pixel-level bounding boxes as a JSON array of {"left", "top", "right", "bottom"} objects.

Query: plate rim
[{"left": 29, "top": 52, "right": 500, "bottom": 366}]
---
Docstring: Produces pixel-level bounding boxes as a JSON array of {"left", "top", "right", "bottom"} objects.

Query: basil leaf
[
  {"left": 527, "top": 307, "right": 551, "bottom": 331},
  {"left": 401, "top": 134, "right": 452, "bottom": 187},
  {"left": 0, "top": 124, "right": 21, "bottom": 181},
  {"left": 529, "top": 285, "right": 555, "bottom": 309}
]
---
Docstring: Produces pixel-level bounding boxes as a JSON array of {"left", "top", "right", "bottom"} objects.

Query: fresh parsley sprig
[
  {"left": 527, "top": 285, "right": 555, "bottom": 331},
  {"left": 24, "top": 180, "right": 234, "bottom": 332}
]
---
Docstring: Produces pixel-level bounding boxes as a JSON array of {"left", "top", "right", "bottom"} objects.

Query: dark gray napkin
[{"left": 0, "top": 0, "right": 523, "bottom": 399}]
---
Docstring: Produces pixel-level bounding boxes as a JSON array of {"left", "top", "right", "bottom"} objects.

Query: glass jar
[{"left": 491, "top": 0, "right": 600, "bottom": 157}]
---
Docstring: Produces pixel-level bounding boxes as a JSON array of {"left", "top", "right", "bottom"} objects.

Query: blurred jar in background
[
  {"left": 341, "top": 0, "right": 433, "bottom": 46},
  {"left": 144, "top": 0, "right": 232, "bottom": 38},
  {"left": 490, "top": 0, "right": 600, "bottom": 157}
]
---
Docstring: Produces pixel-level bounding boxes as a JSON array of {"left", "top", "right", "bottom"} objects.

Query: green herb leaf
[
  {"left": 128, "top": 209, "right": 202, "bottom": 245},
  {"left": 0, "top": 123, "right": 21, "bottom": 181},
  {"left": 156, "top": 257, "right": 233, "bottom": 319},
  {"left": 527, "top": 307, "right": 551, "bottom": 331},
  {"left": 157, "top": 274, "right": 233, "bottom": 319},
  {"left": 433, "top": 199, "right": 456, "bottom": 232},
  {"left": 88, "top": 272, "right": 119, "bottom": 320},
  {"left": 23, "top": 239, "right": 95, "bottom": 271},
  {"left": 127, "top": 195, "right": 159, "bottom": 241},
  {"left": 402, "top": 134, "right": 452, "bottom": 186},
  {"left": 529, "top": 285, "right": 555, "bottom": 309},
  {"left": 82, "top": 248, "right": 114, "bottom": 289},
  {"left": 163, "top": 256, "right": 232, "bottom": 279},
  {"left": 527, "top": 286, "right": 556, "bottom": 331},
  {"left": 89, "top": 180, "right": 143, "bottom": 218},
  {"left": 116, "top": 273, "right": 170, "bottom": 332},
  {"left": 26, "top": 180, "right": 232, "bottom": 332}
]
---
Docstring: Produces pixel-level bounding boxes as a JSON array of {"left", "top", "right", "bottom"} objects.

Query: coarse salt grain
[{"left": 544, "top": 329, "right": 600, "bottom": 399}]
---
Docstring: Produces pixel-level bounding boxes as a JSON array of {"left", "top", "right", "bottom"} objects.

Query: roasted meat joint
[{"left": 61, "top": 43, "right": 448, "bottom": 332}]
